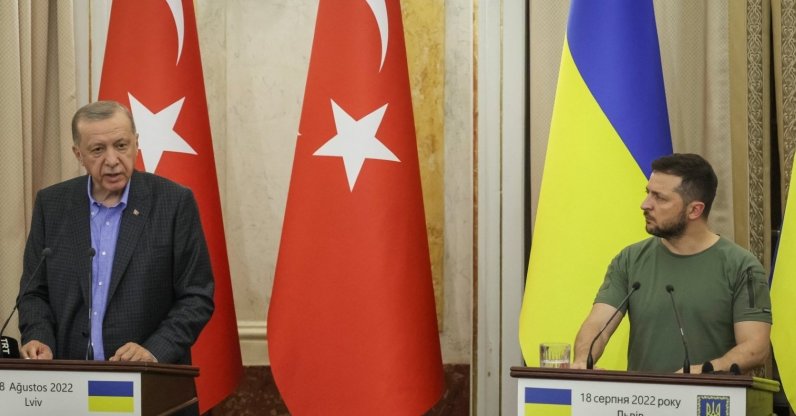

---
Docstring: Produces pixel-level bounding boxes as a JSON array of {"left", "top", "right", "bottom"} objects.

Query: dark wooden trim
[
  {"left": 510, "top": 366, "right": 755, "bottom": 388},
  {"left": 0, "top": 358, "right": 198, "bottom": 377}
]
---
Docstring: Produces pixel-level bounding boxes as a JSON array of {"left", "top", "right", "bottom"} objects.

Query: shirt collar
[{"left": 86, "top": 174, "right": 132, "bottom": 208}]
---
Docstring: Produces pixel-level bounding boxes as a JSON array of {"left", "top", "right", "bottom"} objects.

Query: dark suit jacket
[{"left": 18, "top": 171, "right": 214, "bottom": 364}]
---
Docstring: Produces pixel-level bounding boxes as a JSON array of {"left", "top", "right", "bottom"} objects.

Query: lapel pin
[{"left": 133, "top": 209, "right": 140, "bottom": 216}]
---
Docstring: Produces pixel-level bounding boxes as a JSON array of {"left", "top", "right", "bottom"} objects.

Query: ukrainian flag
[
  {"left": 519, "top": 0, "right": 672, "bottom": 369},
  {"left": 772, "top": 170, "right": 796, "bottom": 401},
  {"left": 524, "top": 387, "right": 572, "bottom": 416},
  {"left": 87, "top": 380, "right": 135, "bottom": 413}
]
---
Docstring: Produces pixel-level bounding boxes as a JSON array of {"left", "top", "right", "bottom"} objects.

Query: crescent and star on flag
[
  {"left": 130, "top": 0, "right": 398, "bottom": 187},
  {"left": 128, "top": 0, "right": 196, "bottom": 174},
  {"left": 311, "top": 0, "right": 400, "bottom": 192}
]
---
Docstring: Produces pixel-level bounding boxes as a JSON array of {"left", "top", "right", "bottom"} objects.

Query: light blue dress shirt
[{"left": 86, "top": 176, "right": 130, "bottom": 360}]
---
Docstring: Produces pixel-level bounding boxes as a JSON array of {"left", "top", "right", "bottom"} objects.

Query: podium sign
[
  {"left": 0, "top": 359, "right": 198, "bottom": 416},
  {"left": 0, "top": 369, "right": 141, "bottom": 415},
  {"left": 512, "top": 367, "right": 779, "bottom": 416},
  {"left": 518, "top": 376, "right": 744, "bottom": 415}
]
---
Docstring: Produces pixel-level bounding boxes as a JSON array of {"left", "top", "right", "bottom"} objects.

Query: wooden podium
[
  {"left": 0, "top": 359, "right": 198, "bottom": 415},
  {"left": 512, "top": 366, "right": 780, "bottom": 416}
]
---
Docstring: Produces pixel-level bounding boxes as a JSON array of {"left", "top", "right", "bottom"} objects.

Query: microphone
[
  {"left": 701, "top": 361, "right": 714, "bottom": 374},
  {"left": 86, "top": 247, "right": 96, "bottom": 361},
  {"left": 0, "top": 247, "right": 52, "bottom": 358},
  {"left": 701, "top": 361, "right": 741, "bottom": 375},
  {"left": 666, "top": 284, "right": 691, "bottom": 373},
  {"left": 586, "top": 281, "right": 641, "bottom": 369}
]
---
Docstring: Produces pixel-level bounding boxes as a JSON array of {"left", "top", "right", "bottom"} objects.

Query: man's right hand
[
  {"left": 570, "top": 361, "right": 588, "bottom": 370},
  {"left": 20, "top": 340, "right": 53, "bottom": 359}
]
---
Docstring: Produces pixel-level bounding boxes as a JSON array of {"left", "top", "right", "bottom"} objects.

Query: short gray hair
[{"left": 71, "top": 100, "right": 136, "bottom": 144}]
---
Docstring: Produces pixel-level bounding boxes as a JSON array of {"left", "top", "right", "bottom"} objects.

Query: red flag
[
  {"left": 268, "top": 0, "right": 444, "bottom": 414},
  {"left": 98, "top": 0, "right": 242, "bottom": 412}
]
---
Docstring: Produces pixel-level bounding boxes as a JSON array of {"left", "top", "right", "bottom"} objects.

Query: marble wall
[{"left": 193, "top": 0, "right": 473, "bottom": 365}]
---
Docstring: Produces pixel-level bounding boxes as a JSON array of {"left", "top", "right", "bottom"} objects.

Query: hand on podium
[
  {"left": 570, "top": 360, "right": 605, "bottom": 370},
  {"left": 20, "top": 340, "right": 53, "bottom": 360},
  {"left": 675, "top": 364, "right": 704, "bottom": 374},
  {"left": 570, "top": 361, "right": 587, "bottom": 370},
  {"left": 109, "top": 342, "right": 158, "bottom": 362}
]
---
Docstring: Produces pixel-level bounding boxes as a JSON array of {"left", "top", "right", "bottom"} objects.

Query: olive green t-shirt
[{"left": 595, "top": 236, "right": 772, "bottom": 373}]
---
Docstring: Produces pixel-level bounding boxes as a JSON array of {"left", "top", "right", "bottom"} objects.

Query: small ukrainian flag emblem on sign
[
  {"left": 87, "top": 380, "right": 135, "bottom": 413},
  {"left": 524, "top": 387, "right": 572, "bottom": 416}
]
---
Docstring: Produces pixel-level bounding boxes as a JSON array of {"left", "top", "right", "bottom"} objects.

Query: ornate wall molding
[
  {"left": 782, "top": 0, "right": 796, "bottom": 194},
  {"left": 747, "top": 0, "right": 767, "bottom": 263}
]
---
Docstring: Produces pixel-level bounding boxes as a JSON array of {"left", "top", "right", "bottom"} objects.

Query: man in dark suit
[{"left": 17, "top": 100, "right": 214, "bottom": 365}]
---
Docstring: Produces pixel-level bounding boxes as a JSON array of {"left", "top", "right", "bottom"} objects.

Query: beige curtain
[{"left": 0, "top": 1, "right": 78, "bottom": 340}]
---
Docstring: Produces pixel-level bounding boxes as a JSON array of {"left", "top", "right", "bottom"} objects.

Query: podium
[
  {"left": 512, "top": 366, "right": 780, "bottom": 416},
  {"left": 0, "top": 359, "right": 198, "bottom": 415}
]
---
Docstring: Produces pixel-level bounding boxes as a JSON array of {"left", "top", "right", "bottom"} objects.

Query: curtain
[{"left": 0, "top": 0, "right": 78, "bottom": 341}]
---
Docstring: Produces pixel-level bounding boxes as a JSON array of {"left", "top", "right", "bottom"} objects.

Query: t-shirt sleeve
[
  {"left": 733, "top": 258, "right": 772, "bottom": 324},
  {"left": 594, "top": 249, "right": 631, "bottom": 311}
]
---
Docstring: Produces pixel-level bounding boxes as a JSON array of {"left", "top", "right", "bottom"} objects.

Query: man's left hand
[{"left": 108, "top": 342, "right": 158, "bottom": 362}]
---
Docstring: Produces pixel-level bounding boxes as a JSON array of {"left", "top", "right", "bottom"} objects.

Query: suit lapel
[
  {"left": 107, "top": 171, "right": 151, "bottom": 303},
  {"left": 68, "top": 176, "right": 93, "bottom": 306}
]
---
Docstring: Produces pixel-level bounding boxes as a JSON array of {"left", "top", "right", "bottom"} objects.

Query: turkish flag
[
  {"left": 268, "top": 0, "right": 444, "bottom": 414},
  {"left": 98, "top": 0, "right": 242, "bottom": 412}
]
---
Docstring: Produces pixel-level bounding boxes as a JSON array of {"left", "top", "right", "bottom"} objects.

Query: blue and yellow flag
[
  {"left": 772, "top": 170, "right": 796, "bottom": 401},
  {"left": 524, "top": 387, "right": 572, "bottom": 416},
  {"left": 87, "top": 380, "right": 134, "bottom": 413},
  {"left": 519, "top": 0, "right": 672, "bottom": 369}
]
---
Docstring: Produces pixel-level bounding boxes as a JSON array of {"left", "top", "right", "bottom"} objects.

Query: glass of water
[{"left": 539, "top": 343, "right": 571, "bottom": 368}]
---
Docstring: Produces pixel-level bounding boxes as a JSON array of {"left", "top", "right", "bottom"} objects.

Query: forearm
[
  {"left": 574, "top": 328, "right": 596, "bottom": 366},
  {"left": 143, "top": 189, "right": 215, "bottom": 363},
  {"left": 18, "top": 278, "right": 56, "bottom": 349},
  {"left": 572, "top": 303, "right": 622, "bottom": 367},
  {"left": 18, "top": 195, "right": 56, "bottom": 349},
  {"left": 574, "top": 323, "right": 606, "bottom": 366},
  {"left": 709, "top": 338, "right": 770, "bottom": 373},
  {"left": 18, "top": 301, "right": 56, "bottom": 348},
  {"left": 706, "top": 321, "right": 771, "bottom": 373},
  {"left": 143, "top": 285, "right": 214, "bottom": 363}
]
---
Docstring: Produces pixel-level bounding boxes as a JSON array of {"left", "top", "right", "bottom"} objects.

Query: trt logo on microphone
[{"left": 1, "top": 336, "right": 20, "bottom": 358}]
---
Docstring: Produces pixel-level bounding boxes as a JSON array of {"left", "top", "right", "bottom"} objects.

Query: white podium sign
[
  {"left": 517, "top": 376, "right": 744, "bottom": 415},
  {"left": 0, "top": 369, "right": 141, "bottom": 415}
]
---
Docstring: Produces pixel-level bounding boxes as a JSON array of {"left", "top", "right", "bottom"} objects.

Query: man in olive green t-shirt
[{"left": 571, "top": 154, "right": 772, "bottom": 373}]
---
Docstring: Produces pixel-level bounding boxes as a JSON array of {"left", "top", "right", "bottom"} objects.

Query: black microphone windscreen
[
  {"left": 88, "top": 247, "right": 96, "bottom": 257},
  {"left": 632, "top": 281, "right": 641, "bottom": 290},
  {"left": 41, "top": 247, "right": 52, "bottom": 257},
  {"left": 666, "top": 284, "right": 674, "bottom": 293},
  {"left": 701, "top": 361, "right": 714, "bottom": 374}
]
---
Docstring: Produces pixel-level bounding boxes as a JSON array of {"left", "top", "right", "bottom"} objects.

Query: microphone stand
[
  {"left": 86, "top": 248, "right": 96, "bottom": 360},
  {"left": 666, "top": 285, "right": 691, "bottom": 373}
]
